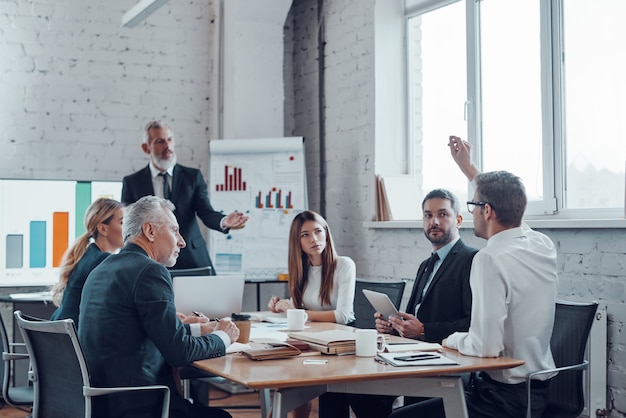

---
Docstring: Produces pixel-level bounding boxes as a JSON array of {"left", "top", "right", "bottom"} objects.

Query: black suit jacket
[
  {"left": 78, "top": 243, "right": 226, "bottom": 418},
  {"left": 122, "top": 164, "right": 226, "bottom": 270},
  {"left": 405, "top": 239, "right": 477, "bottom": 343}
]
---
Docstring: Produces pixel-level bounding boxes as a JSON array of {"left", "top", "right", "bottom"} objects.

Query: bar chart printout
[
  {"left": 0, "top": 179, "right": 122, "bottom": 285},
  {"left": 215, "top": 165, "right": 247, "bottom": 192},
  {"left": 208, "top": 137, "right": 307, "bottom": 278}
]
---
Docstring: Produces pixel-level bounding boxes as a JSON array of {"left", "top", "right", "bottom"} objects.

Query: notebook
[
  {"left": 287, "top": 329, "right": 357, "bottom": 355},
  {"left": 376, "top": 351, "right": 458, "bottom": 367},
  {"left": 173, "top": 275, "right": 245, "bottom": 318}
]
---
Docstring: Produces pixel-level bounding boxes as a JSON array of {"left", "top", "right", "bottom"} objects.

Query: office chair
[
  {"left": 0, "top": 313, "right": 33, "bottom": 411},
  {"left": 353, "top": 279, "right": 406, "bottom": 329},
  {"left": 14, "top": 311, "right": 170, "bottom": 418},
  {"left": 526, "top": 300, "right": 598, "bottom": 418}
]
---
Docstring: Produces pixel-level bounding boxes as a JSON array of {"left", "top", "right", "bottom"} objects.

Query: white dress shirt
[{"left": 445, "top": 223, "right": 558, "bottom": 384}]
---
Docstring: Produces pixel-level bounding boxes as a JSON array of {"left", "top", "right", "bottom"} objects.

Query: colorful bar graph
[
  {"left": 52, "top": 212, "right": 69, "bottom": 267},
  {"left": 255, "top": 188, "right": 295, "bottom": 209},
  {"left": 216, "top": 165, "right": 247, "bottom": 192},
  {"left": 29, "top": 221, "right": 46, "bottom": 268}
]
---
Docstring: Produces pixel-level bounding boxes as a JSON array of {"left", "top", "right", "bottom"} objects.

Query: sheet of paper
[
  {"left": 383, "top": 341, "right": 443, "bottom": 353},
  {"left": 226, "top": 342, "right": 251, "bottom": 353},
  {"left": 250, "top": 322, "right": 289, "bottom": 341}
]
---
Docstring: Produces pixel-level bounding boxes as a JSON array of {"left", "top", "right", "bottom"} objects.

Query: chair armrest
[
  {"left": 525, "top": 360, "right": 589, "bottom": 418},
  {"left": 2, "top": 352, "right": 29, "bottom": 361},
  {"left": 9, "top": 342, "right": 26, "bottom": 349},
  {"left": 84, "top": 385, "right": 170, "bottom": 418},
  {"left": 526, "top": 360, "right": 588, "bottom": 382}
]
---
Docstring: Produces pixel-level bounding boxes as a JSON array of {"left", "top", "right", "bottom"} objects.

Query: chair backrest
[
  {"left": 543, "top": 300, "right": 598, "bottom": 418},
  {"left": 14, "top": 311, "right": 89, "bottom": 418},
  {"left": 353, "top": 279, "right": 406, "bottom": 329},
  {"left": 0, "top": 313, "right": 11, "bottom": 395}
]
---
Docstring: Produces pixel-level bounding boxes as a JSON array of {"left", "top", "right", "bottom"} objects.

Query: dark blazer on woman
[
  {"left": 121, "top": 164, "right": 227, "bottom": 271},
  {"left": 406, "top": 239, "right": 478, "bottom": 343},
  {"left": 78, "top": 243, "right": 226, "bottom": 418},
  {"left": 50, "top": 243, "right": 109, "bottom": 326}
]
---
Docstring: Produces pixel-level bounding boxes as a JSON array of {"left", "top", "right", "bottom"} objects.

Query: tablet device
[{"left": 362, "top": 289, "right": 401, "bottom": 321}]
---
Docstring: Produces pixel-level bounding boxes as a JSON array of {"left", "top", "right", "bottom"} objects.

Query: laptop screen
[{"left": 172, "top": 275, "right": 245, "bottom": 318}]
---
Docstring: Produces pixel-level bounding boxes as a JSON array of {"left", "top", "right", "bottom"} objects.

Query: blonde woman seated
[
  {"left": 268, "top": 210, "right": 356, "bottom": 418},
  {"left": 51, "top": 198, "right": 124, "bottom": 325}
]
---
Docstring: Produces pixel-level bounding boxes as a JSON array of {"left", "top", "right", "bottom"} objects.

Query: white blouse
[{"left": 301, "top": 256, "right": 356, "bottom": 325}]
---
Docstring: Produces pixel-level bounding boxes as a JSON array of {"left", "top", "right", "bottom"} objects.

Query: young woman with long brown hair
[
  {"left": 268, "top": 210, "right": 355, "bottom": 324},
  {"left": 267, "top": 210, "right": 356, "bottom": 418}
]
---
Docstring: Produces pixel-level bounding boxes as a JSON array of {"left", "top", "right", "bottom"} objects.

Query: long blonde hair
[
  {"left": 288, "top": 211, "right": 338, "bottom": 308},
  {"left": 51, "top": 198, "right": 124, "bottom": 306}
]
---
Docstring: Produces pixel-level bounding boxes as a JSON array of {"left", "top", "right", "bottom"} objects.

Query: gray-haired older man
[
  {"left": 79, "top": 196, "right": 238, "bottom": 418},
  {"left": 122, "top": 120, "right": 248, "bottom": 271}
]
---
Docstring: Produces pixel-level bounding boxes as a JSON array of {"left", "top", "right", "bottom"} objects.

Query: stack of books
[{"left": 287, "top": 329, "right": 357, "bottom": 355}]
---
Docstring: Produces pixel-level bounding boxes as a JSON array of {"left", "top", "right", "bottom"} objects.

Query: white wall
[
  {"left": 222, "top": 0, "right": 292, "bottom": 139},
  {"left": 0, "top": 0, "right": 218, "bottom": 181}
]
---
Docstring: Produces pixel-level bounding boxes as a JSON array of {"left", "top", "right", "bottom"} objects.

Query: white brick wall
[{"left": 0, "top": 0, "right": 217, "bottom": 180}]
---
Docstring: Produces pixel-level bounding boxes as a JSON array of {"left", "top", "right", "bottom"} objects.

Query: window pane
[
  {"left": 479, "top": 0, "right": 544, "bottom": 201},
  {"left": 563, "top": 0, "right": 626, "bottom": 209},
  {"left": 408, "top": 2, "right": 467, "bottom": 205}
]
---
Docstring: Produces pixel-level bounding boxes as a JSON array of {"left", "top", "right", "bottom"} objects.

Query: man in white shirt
[{"left": 438, "top": 136, "right": 558, "bottom": 418}]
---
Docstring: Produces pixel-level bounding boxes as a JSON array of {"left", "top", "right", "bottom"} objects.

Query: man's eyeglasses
[{"left": 466, "top": 201, "right": 492, "bottom": 213}]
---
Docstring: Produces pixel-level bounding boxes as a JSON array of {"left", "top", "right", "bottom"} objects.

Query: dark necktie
[
  {"left": 159, "top": 172, "right": 171, "bottom": 200},
  {"left": 415, "top": 252, "right": 440, "bottom": 304}
]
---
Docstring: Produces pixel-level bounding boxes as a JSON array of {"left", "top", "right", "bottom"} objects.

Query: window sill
[{"left": 363, "top": 218, "right": 626, "bottom": 229}]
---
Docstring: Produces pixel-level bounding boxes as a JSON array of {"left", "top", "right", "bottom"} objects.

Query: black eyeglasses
[{"left": 466, "top": 201, "right": 492, "bottom": 213}]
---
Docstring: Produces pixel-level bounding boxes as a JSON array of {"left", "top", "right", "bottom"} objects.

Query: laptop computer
[{"left": 173, "top": 275, "right": 245, "bottom": 318}]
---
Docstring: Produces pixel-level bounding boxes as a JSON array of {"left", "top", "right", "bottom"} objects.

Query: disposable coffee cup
[{"left": 231, "top": 313, "right": 251, "bottom": 343}]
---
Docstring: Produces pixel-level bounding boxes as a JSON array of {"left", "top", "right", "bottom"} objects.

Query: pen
[{"left": 193, "top": 311, "right": 220, "bottom": 322}]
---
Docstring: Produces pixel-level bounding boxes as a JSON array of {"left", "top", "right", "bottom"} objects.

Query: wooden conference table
[{"left": 193, "top": 322, "right": 524, "bottom": 418}]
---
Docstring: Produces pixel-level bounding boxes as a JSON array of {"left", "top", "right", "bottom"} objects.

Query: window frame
[{"left": 404, "top": 0, "right": 624, "bottom": 220}]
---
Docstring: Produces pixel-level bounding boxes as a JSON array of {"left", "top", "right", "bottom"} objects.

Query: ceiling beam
[{"left": 122, "top": 0, "right": 170, "bottom": 28}]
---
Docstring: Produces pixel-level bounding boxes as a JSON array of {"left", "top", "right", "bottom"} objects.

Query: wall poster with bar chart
[
  {"left": 208, "top": 137, "right": 307, "bottom": 279},
  {"left": 0, "top": 179, "right": 122, "bottom": 286}
]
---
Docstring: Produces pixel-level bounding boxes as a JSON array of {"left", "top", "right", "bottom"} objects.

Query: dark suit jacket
[
  {"left": 405, "top": 239, "right": 477, "bottom": 343},
  {"left": 78, "top": 243, "right": 226, "bottom": 418},
  {"left": 122, "top": 164, "right": 226, "bottom": 270},
  {"left": 50, "top": 243, "right": 109, "bottom": 326}
]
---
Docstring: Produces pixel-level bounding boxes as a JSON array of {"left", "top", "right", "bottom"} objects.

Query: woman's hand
[{"left": 268, "top": 297, "right": 295, "bottom": 313}]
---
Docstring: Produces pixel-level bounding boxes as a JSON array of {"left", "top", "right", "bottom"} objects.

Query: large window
[
  {"left": 561, "top": 0, "right": 626, "bottom": 212},
  {"left": 406, "top": 0, "right": 626, "bottom": 218},
  {"left": 407, "top": 1, "right": 468, "bottom": 205}
]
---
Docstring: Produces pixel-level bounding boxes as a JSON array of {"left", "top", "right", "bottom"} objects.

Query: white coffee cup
[
  {"left": 287, "top": 309, "right": 308, "bottom": 331},
  {"left": 355, "top": 329, "right": 384, "bottom": 357}
]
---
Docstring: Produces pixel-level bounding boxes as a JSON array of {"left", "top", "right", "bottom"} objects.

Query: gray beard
[{"left": 154, "top": 154, "right": 177, "bottom": 171}]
